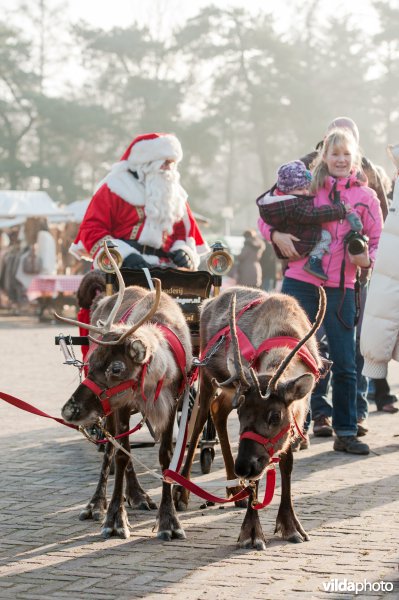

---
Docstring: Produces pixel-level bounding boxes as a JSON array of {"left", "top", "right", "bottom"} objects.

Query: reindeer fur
[
  {"left": 174, "top": 285, "right": 324, "bottom": 550},
  {"left": 61, "top": 283, "right": 192, "bottom": 540}
]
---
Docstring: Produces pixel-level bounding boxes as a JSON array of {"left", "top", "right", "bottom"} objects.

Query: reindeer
[
  {"left": 56, "top": 247, "right": 192, "bottom": 541},
  {"left": 173, "top": 285, "right": 326, "bottom": 550}
]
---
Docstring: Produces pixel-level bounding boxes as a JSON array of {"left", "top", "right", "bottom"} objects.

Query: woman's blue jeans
[{"left": 281, "top": 277, "right": 357, "bottom": 436}]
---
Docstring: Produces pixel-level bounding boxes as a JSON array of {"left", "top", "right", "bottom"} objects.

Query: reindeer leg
[
  {"left": 125, "top": 460, "right": 157, "bottom": 511},
  {"left": 157, "top": 402, "right": 186, "bottom": 541},
  {"left": 79, "top": 413, "right": 116, "bottom": 522},
  {"left": 274, "top": 446, "right": 309, "bottom": 543},
  {"left": 173, "top": 374, "right": 213, "bottom": 511},
  {"left": 237, "top": 482, "right": 267, "bottom": 551},
  {"left": 211, "top": 390, "right": 247, "bottom": 508},
  {"left": 101, "top": 407, "right": 131, "bottom": 539}
]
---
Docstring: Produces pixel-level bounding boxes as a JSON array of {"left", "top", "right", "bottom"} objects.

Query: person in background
[
  {"left": 360, "top": 146, "right": 399, "bottom": 413},
  {"left": 235, "top": 229, "right": 265, "bottom": 287},
  {"left": 260, "top": 242, "right": 278, "bottom": 291},
  {"left": 258, "top": 128, "right": 383, "bottom": 454}
]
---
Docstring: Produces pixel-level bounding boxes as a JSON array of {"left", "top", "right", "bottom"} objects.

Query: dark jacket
[{"left": 256, "top": 187, "right": 347, "bottom": 259}]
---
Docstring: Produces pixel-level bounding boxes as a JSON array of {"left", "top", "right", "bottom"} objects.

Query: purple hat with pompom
[{"left": 277, "top": 160, "right": 312, "bottom": 193}]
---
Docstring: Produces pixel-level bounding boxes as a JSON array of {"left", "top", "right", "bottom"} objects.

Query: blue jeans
[{"left": 282, "top": 277, "right": 357, "bottom": 436}]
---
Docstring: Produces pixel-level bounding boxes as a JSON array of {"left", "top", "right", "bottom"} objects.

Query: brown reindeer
[
  {"left": 56, "top": 248, "right": 192, "bottom": 540},
  {"left": 174, "top": 285, "right": 326, "bottom": 550}
]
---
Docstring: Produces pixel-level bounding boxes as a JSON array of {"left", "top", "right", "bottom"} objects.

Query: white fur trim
[
  {"left": 128, "top": 135, "right": 182, "bottom": 167},
  {"left": 104, "top": 170, "right": 145, "bottom": 207},
  {"left": 69, "top": 239, "right": 92, "bottom": 261},
  {"left": 170, "top": 239, "right": 200, "bottom": 270}
]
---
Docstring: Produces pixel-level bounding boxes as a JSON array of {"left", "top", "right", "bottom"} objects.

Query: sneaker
[
  {"left": 303, "top": 256, "right": 328, "bottom": 280},
  {"left": 313, "top": 415, "right": 333, "bottom": 437},
  {"left": 357, "top": 418, "right": 368, "bottom": 437},
  {"left": 333, "top": 435, "right": 370, "bottom": 455},
  {"left": 291, "top": 433, "right": 310, "bottom": 452}
]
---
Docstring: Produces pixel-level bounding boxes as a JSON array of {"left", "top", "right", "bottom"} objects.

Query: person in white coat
[{"left": 360, "top": 145, "right": 399, "bottom": 413}]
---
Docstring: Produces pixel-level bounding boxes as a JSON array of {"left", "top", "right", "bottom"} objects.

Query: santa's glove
[
  {"left": 122, "top": 253, "right": 151, "bottom": 269},
  {"left": 169, "top": 249, "right": 194, "bottom": 270}
]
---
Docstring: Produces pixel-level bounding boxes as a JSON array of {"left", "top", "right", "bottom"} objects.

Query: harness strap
[
  {"left": 0, "top": 391, "right": 79, "bottom": 431},
  {"left": 240, "top": 423, "right": 291, "bottom": 456},
  {"left": 254, "top": 337, "right": 320, "bottom": 379},
  {"left": 81, "top": 378, "right": 138, "bottom": 416}
]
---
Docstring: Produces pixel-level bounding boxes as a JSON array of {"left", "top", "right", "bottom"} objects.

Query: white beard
[{"left": 138, "top": 166, "right": 188, "bottom": 248}]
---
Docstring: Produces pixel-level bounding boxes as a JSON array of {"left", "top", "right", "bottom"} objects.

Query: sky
[{"left": 65, "top": 0, "right": 378, "bottom": 35}]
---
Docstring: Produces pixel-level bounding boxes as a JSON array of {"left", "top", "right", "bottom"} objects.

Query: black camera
[{"left": 344, "top": 231, "right": 369, "bottom": 255}]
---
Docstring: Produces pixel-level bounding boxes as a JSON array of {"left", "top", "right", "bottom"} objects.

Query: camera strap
[{"left": 336, "top": 238, "right": 360, "bottom": 330}]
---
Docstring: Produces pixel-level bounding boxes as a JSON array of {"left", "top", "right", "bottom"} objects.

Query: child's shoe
[{"left": 303, "top": 256, "right": 328, "bottom": 280}]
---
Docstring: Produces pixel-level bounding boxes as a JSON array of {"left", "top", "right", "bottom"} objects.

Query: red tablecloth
[{"left": 27, "top": 275, "right": 83, "bottom": 300}]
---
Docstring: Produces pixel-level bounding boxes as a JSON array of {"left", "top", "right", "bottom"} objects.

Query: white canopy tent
[{"left": 0, "top": 191, "right": 71, "bottom": 219}]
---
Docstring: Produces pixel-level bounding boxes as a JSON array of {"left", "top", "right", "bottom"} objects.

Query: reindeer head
[
  {"left": 217, "top": 290, "right": 325, "bottom": 481},
  {"left": 58, "top": 244, "right": 161, "bottom": 425}
]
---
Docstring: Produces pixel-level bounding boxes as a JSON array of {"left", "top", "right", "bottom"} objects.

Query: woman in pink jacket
[{"left": 258, "top": 128, "right": 383, "bottom": 455}]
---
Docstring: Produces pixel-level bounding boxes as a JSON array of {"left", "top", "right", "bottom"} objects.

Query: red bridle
[
  {"left": 240, "top": 424, "right": 291, "bottom": 458},
  {"left": 240, "top": 413, "right": 305, "bottom": 457},
  {"left": 81, "top": 377, "right": 140, "bottom": 416}
]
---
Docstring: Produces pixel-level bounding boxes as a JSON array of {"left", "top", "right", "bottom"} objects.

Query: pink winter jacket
[{"left": 258, "top": 174, "right": 383, "bottom": 289}]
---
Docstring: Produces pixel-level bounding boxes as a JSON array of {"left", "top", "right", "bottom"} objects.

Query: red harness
[
  {"left": 200, "top": 298, "right": 320, "bottom": 378},
  {"left": 82, "top": 321, "right": 188, "bottom": 417}
]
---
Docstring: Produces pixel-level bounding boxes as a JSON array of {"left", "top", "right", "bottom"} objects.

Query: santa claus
[{"left": 70, "top": 132, "right": 209, "bottom": 270}]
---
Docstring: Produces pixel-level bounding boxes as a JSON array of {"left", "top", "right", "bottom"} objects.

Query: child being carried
[{"left": 256, "top": 160, "right": 362, "bottom": 280}]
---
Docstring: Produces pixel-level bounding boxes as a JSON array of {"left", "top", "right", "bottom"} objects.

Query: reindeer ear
[
  {"left": 128, "top": 339, "right": 150, "bottom": 364},
  {"left": 278, "top": 373, "right": 315, "bottom": 405}
]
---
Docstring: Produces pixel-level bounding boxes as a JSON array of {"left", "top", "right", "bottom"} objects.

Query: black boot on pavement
[
  {"left": 313, "top": 415, "right": 333, "bottom": 437},
  {"left": 333, "top": 435, "right": 370, "bottom": 455}
]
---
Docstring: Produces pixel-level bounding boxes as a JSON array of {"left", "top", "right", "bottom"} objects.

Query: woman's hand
[
  {"left": 271, "top": 231, "right": 301, "bottom": 259},
  {"left": 348, "top": 248, "right": 371, "bottom": 268}
]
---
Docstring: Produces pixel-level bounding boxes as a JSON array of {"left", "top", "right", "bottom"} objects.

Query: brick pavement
[{"left": 0, "top": 321, "right": 398, "bottom": 599}]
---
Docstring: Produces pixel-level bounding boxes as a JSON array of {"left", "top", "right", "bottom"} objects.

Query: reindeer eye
[{"left": 268, "top": 411, "right": 281, "bottom": 426}]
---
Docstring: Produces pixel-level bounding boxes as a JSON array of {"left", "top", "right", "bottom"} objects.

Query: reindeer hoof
[
  {"left": 171, "top": 528, "right": 186, "bottom": 540},
  {"left": 101, "top": 526, "right": 113, "bottom": 539},
  {"left": 137, "top": 500, "right": 157, "bottom": 511},
  {"left": 116, "top": 526, "right": 130, "bottom": 539},
  {"left": 157, "top": 530, "right": 172, "bottom": 541},
  {"left": 287, "top": 532, "right": 305, "bottom": 543},
  {"left": 238, "top": 537, "right": 266, "bottom": 551},
  {"left": 92, "top": 509, "right": 106, "bottom": 521},
  {"left": 79, "top": 507, "right": 92, "bottom": 520},
  {"left": 234, "top": 499, "right": 248, "bottom": 509}
]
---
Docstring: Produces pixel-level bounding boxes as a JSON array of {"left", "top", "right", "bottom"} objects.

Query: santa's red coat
[{"left": 71, "top": 182, "right": 208, "bottom": 267}]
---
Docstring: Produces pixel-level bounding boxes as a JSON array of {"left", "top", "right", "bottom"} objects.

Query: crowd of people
[{"left": 257, "top": 117, "right": 398, "bottom": 455}]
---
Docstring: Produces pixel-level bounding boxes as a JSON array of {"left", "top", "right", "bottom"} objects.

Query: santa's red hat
[{"left": 120, "top": 133, "right": 183, "bottom": 166}]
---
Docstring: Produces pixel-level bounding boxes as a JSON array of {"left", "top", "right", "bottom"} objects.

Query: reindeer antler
[
  {"left": 89, "top": 279, "right": 162, "bottom": 346},
  {"left": 54, "top": 242, "right": 125, "bottom": 334},
  {"left": 265, "top": 286, "right": 327, "bottom": 398},
  {"left": 216, "top": 293, "right": 249, "bottom": 389}
]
